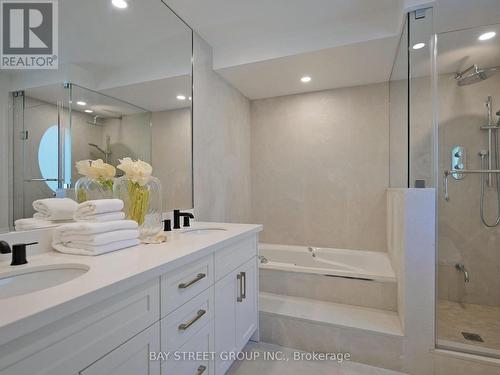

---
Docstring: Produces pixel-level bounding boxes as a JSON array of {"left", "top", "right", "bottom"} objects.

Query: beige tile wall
[
  {"left": 193, "top": 33, "right": 252, "bottom": 223},
  {"left": 437, "top": 73, "right": 500, "bottom": 306},
  {"left": 152, "top": 108, "right": 193, "bottom": 212},
  {"left": 250, "top": 83, "right": 390, "bottom": 251}
]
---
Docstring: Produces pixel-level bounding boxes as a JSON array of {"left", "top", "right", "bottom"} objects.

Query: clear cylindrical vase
[
  {"left": 113, "top": 175, "right": 162, "bottom": 243},
  {"left": 75, "top": 176, "right": 114, "bottom": 203}
]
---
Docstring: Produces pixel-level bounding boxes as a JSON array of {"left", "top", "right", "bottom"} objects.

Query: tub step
[
  {"left": 260, "top": 292, "right": 402, "bottom": 336},
  {"left": 259, "top": 292, "right": 404, "bottom": 371},
  {"left": 260, "top": 268, "right": 397, "bottom": 311}
]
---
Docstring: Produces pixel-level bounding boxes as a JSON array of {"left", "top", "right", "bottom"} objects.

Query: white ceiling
[
  {"left": 6, "top": 0, "right": 500, "bottom": 106},
  {"left": 101, "top": 75, "right": 191, "bottom": 112},
  {"left": 217, "top": 36, "right": 399, "bottom": 99},
  {"left": 167, "top": 0, "right": 500, "bottom": 99},
  {"left": 7, "top": 0, "right": 192, "bottom": 112},
  {"left": 166, "top": 0, "right": 405, "bottom": 69}
]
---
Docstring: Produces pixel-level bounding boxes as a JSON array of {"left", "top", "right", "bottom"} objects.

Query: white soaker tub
[{"left": 259, "top": 243, "right": 396, "bottom": 283}]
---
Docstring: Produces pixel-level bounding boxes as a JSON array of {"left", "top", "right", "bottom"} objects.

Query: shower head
[
  {"left": 87, "top": 115, "right": 104, "bottom": 126},
  {"left": 455, "top": 65, "right": 496, "bottom": 86}
]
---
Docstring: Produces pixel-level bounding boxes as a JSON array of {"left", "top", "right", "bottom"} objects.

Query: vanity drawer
[
  {"left": 161, "top": 254, "right": 214, "bottom": 316},
  {"left": 162, "top": 320, "right": 214, "bottom": 375},
  {"left": 0, "top": 279, "right": 160, "bottom": 375},
  {"left": 214, "top": 236, "right": 257, "bottom": 281},
  {"left": 161, "top": 287, "right": 214, "bottom": 353}
]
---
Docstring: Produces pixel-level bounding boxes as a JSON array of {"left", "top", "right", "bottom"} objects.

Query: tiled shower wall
[
  {"left": 437, "top": 73, "right": 500, "bottom": 306},
  {"left": 250, "top": 83, "right": 390, "bottom": 251}
]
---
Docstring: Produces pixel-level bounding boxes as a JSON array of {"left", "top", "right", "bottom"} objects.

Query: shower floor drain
[{"left": 462, "top": 332, "right": 484, "bottom": 342}]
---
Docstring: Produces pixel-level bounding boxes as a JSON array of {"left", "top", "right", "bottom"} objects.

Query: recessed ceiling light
[
  {"left": 412, "top": 42, "right": 426, "bottom": 50},
  {"left": 176, "top": 95, "right": 186, "bottom": 100},
  {"left": 188, "top": 97, "right": 192, "bottom": 101},
  {"left": 300, "top": 76, "right": 311, "bottom": 83},
  {"left": 479, "top": 31, "right": 496, "bottom": 41},
  {"left": 84, "top": 109, "right": 94, "bottom": 113},
  {"left": 76, "top": 101, "right": 86, "bottom": 106},
  {"left": 112, "top": 0, "right": 128, "bottom": 9}
]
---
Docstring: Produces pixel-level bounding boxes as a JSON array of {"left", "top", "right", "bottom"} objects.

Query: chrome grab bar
[
  {"left": 178, "top": 309, "right": 206, "bottom": 331},
  {"left": 178, "top": 273, "right": 206, "bottom": 289},
  {"left": 444, "top": 169, "right": 500, "bottom": 201},
  {"left": 196, "top": 365, "right": 207, "bottom": 375},
  {"left": 24, "top": 178, "right": 59, "bottom": 182},
  {"left": 445, "top": 169, "right": 500, "bottom": 174}
]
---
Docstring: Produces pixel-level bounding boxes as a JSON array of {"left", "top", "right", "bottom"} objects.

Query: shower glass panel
[
  {"left": 389, "top": 7, "right": 434, "bottom": 189},
  {"left": 389, "top": 14, "right": 409, "bottom": 188},
  {"left": 11, "top": 83, "right": 151, "bottom": 223},
  {"left": 11, "top": 87, "right": 70, "bottom": 220},
  {"left": 435, "top": 23, "right": 500, "bottom": 358},
  {"left": 409, "top": 8, "right": 434, "bottom": 188}
]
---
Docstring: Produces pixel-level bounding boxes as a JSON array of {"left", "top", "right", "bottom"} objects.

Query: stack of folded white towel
[
  {"left": 15, "top": 198, "right": 77, "bottom": 231},
  {"left": 73, "top": 199, "right": 125, "bottom": 222},
  {"left": 52, "top": 198, "right": 140, "bottom": 256},
  {"left": 52, "top": 220, "right": 139, "bottom": 256}
]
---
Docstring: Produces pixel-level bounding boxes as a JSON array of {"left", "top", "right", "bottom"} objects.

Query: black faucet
[
  {"left": 173, "top": 210, "right": 194, "bottom": 229},
  {"left": 0, "top": 241, "right": 38, "bottom": 266}
]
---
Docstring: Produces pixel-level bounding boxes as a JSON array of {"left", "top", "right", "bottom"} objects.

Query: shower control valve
[{"left": 451, "top": 146, "right": 466, "bottom": 180}]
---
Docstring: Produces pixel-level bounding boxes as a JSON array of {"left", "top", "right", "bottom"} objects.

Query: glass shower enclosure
[
  {"left": 391, "top": 6, "right": 500, "bottom": 359},
  {"left": 10, "top": 83, "right": 152, "bottom": 224},
  {"left": 435, "top": 23, "right": 500, "bottom": 358}
]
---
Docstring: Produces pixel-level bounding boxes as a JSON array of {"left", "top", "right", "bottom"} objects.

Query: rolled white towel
[
  {"left": 33, "top": 198, "right": 77, "bottom": 221},
  {"left": 15, "top": 218, "right": 73, "bottom": 231},
  {"left": 52, "top": 238, "right": 140, "bottom": 256},
  {"left": 59, "top": 229, "right": 139, "bottom": 245},
  {"left": 53, "top": 220, "right": 138, "bottom": 237},
  {"left": 75, "top": 211, "right": 125, "bottom": 222},
  {"left": 74, "top": 199, "right": 124, "bottom": 220}
]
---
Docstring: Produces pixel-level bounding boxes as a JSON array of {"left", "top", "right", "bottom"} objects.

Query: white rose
[
  {"left": 117, "top": 157, "right": 152, "bottom": 186},
  {"left": 76, "top": 159, "right": 116, "bottom": 179}
]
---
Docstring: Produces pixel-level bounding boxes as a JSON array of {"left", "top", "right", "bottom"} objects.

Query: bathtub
[{"left": 259, "top": 243, "right": 396, "bottom": 283}]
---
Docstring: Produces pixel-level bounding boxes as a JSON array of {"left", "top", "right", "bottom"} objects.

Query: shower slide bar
[{"left": 443, "top": 169, "right": 500, "bottom": 201}]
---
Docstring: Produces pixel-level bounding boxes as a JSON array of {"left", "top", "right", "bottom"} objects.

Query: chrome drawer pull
[
  {"left": 178, "top": 309, "right": 206, "bottom": 331},
  {"left": 196, "top": 365, "right": 207, "bottom": 375},
  {"left": 241, "top": 271, "right": 246, "bottom": 300},
  {"left": 178, "top": 273, "right": 206, "bottom": 289},
  {"left": 237, "top": 273, "right": 243, "bottom": 302}
]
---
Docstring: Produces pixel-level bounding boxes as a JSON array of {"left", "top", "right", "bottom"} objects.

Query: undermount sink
[
  {"left": 0, "top": 264, "right": 89, "bottom": 299},
  {"left": 181, "top": 228, "right": 227, "bottom": 235}
]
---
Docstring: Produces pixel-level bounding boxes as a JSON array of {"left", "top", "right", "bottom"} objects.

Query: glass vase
[
  {"left": 113, "top": 175, "right": 163, "bottom": 243},
  {"left": 75, "top": 176, "right": 114, "bottom": 203}
]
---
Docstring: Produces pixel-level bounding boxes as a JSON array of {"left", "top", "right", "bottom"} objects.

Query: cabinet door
[
  {"left": 235, "top": 257, "right": 258, "bottom": 351},
  {"left": 214, "top": 268, "right": 238, "bottom": 375},
  {"left": 80, "top": 323, "right": 160, "bottom": 375}
]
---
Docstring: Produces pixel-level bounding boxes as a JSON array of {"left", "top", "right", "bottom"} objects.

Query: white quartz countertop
[{"left": 0, "top": 222, "right": 262, "bottom": 346}]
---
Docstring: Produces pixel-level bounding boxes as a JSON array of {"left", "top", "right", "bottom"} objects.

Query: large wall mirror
[{"left": 0, "top": 0, "right": 193, "bottom": 232}]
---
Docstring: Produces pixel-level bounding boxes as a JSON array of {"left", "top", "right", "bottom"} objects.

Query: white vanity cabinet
[
  {"left": 214, "top": 238, "right": 258, "bottom": 375},
  {"left": 0, "top": 279, "right": 160, "bottom": 375},
  {"left": 0, "top": 230, "right": 260, "bottom": 375},
  {"left": 80, "top": 323, "right": 160, "bottom": 375}
]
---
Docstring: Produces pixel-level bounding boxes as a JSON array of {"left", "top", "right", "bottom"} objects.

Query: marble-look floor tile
[
  {"left": 438, "top": 299, "right": 500, "bottom": 352},
  {"left": 227, "top": 342, "right": 406, "bottom": 375}
]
